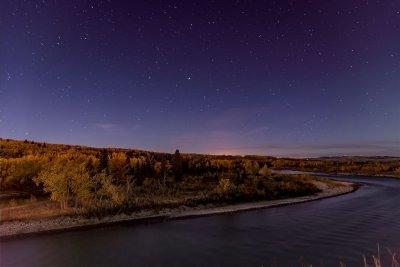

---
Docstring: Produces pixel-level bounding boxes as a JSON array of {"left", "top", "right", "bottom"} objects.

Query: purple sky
[{"left": 1, "top": 0, "right": 399, "bottom": 157}]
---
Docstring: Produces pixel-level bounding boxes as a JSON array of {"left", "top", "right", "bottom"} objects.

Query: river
[{"left": 1, "top": 175, "right": 400, "bottom": 267}]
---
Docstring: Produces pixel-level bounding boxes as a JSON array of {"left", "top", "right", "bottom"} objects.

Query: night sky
[{"left": 1, "top": 0, "right": 399, "bottom": 157}]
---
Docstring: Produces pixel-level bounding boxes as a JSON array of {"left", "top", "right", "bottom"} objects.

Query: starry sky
[{"left": 1, "top": 0, "right": 399, "bottom": 157}]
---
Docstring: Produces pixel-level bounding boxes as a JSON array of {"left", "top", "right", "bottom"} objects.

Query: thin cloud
[
  {"left": 94, "top": 123, "right": 119, "bottom": 131},
  {"left": 94, "top": 123, "right": 144, "bottom": 132}
]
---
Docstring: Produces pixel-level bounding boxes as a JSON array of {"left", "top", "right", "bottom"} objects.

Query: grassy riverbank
[{"left": 0, "top": 179, "right": 356, "bottom": 238}]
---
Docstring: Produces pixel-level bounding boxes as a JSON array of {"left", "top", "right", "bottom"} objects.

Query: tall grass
[{"left": 363, "top": 244, "right": 399, "bottom": 267}]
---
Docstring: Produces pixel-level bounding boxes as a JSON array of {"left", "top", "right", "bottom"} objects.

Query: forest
[{"left": 1, "top": 138, "right": 399, "bottom": 219}]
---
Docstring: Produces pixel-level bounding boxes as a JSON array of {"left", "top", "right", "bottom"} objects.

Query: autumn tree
[
  {"left": 213, "top": 178, "right": 236, "bottom": 200},
  {"left": 34, "top": 160, "right": 93, "bottom": 209},
  {"left": 260, "top": 164, "right": 270, "bottom": 177},
  {"left": 124, "top": 156, "right": 135, "bottom": 197},
  {"left": 2, "top": 156, "right": 45, "bottom": 191},
  {"left": 96, "top": 171, "right": 126, "bottom": 206},
  {"left": 108, "top": 152, "right": 126, "bottom": 184},
  {"left": 244, "top": 160, "right": 260, "bottom": 176}
]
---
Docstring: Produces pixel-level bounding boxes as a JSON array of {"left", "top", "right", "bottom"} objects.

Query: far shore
[
  {"left": 0, "top": 180, "right": 358, "bottom": 239},
  {"left": 272, "top": 169, "right": 400, "bottom": 179},
  {"left": 326, "top": 172, "right": 400, "bottom": 179}
]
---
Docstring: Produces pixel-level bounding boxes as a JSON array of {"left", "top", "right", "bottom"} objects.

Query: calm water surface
[{"left": 1, "top": 175, "right": 400, "bottom": 267}]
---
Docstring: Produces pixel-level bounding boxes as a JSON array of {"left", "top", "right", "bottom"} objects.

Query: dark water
[{"left": 1, "top": 175, "right": 400, "bottom": 267}]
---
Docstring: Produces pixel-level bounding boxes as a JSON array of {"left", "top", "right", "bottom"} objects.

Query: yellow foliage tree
[
  {"left": 97, "top": 171, "right": 126, "bottom": 205},
  {"left": 214, "top": 178, "right": 236, "bottom": 199},
  {"left": 34, "top": 160, "right": 93, "bottom": 209}
]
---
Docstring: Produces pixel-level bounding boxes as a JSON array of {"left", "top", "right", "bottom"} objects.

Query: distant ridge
[{"left": 316, "top": 156, "right": 400, "bottom": 162}]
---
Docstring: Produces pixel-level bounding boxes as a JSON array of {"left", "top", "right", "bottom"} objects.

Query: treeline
[
  {"left": 0, "top": 139, "right": 318, "bottom": 216},
  {"left": 0, "top": 139, "right": 272, "bottom": 193},
  {"left": 272, "top": 157, "right": 400, "bottom": 176}
]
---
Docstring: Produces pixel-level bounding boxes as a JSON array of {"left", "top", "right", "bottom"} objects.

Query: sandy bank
[{"left": 0, "top": 181, "right": 357, "bottom": 239}]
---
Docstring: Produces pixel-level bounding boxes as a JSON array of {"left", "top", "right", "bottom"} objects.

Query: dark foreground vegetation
[{"left": 0, "top": 138, "right": 398, "bottom": 220}]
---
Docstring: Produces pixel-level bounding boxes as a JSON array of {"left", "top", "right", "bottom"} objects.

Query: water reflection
[{"left": 1, "top": 175, "right": 400, "bottom": 267}]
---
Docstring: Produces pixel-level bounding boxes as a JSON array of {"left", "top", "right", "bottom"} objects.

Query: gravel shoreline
[{"left": 0, "top": 181, "right": 357, "bottom": 239}]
